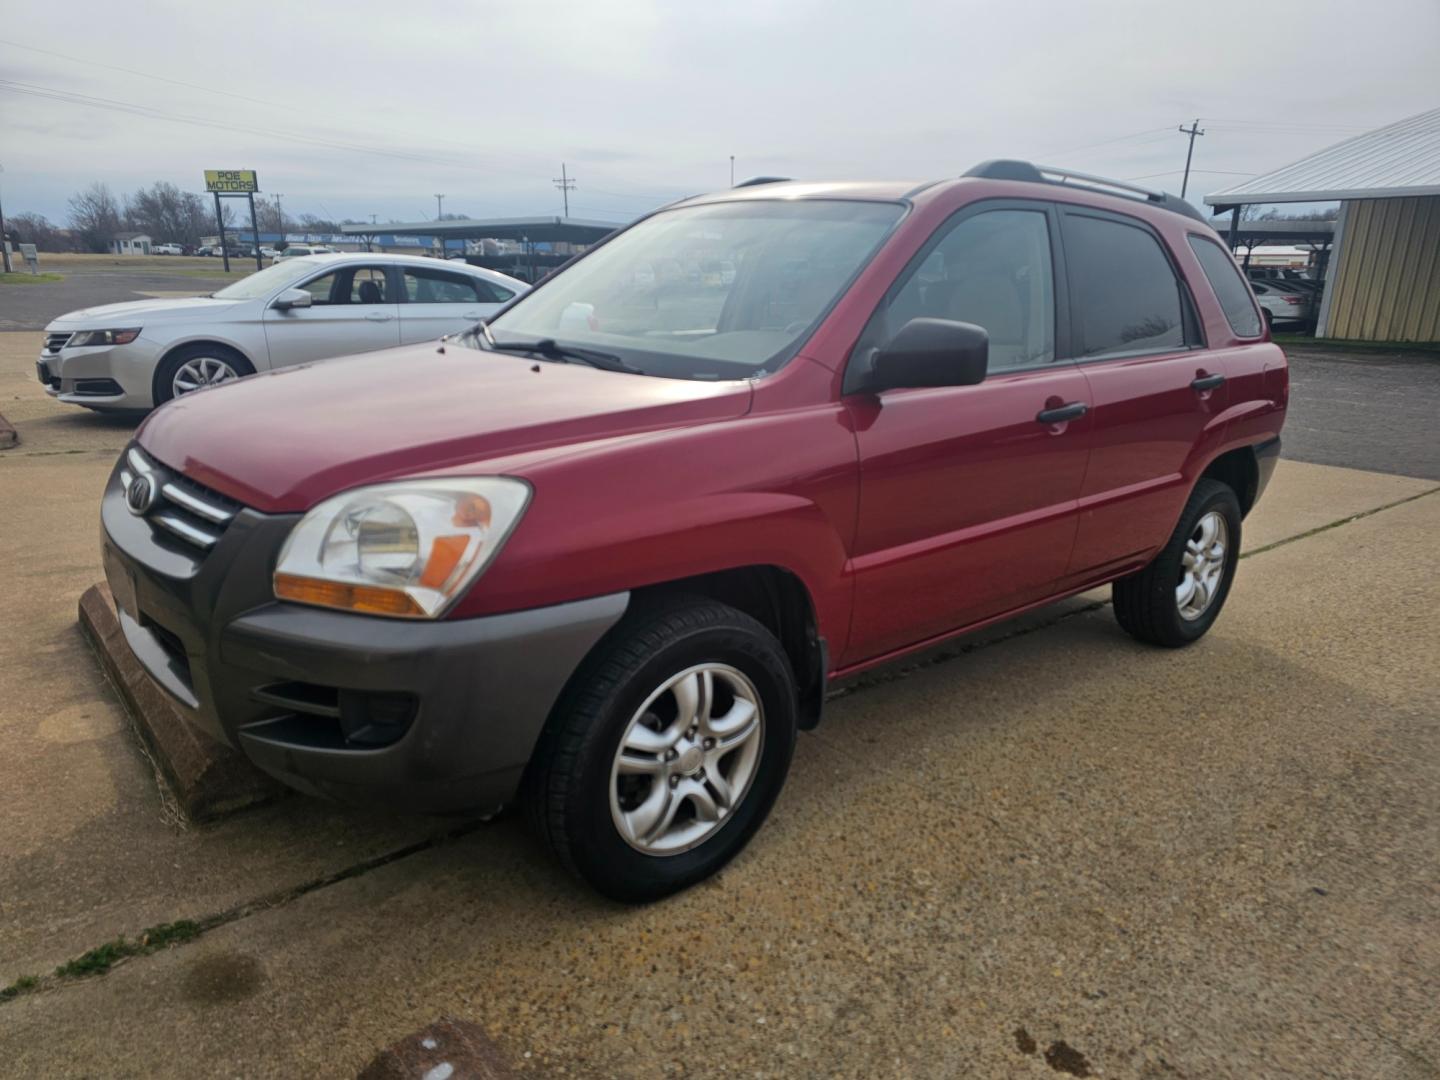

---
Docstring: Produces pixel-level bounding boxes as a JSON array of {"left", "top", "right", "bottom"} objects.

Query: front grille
[
  {"left": 43, "top": 332, "right": 71, "bottom": 355},
  {"left": 121, "top": 446, "right": 243, "bottom": 553}
]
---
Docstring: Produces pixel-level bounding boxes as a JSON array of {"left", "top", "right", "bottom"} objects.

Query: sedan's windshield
[
  {"left": 475, "top": 200, "right": 904, "bottom": 380},
  {"left": 212, "top": 258, "right": 324, "bottom": 300}
]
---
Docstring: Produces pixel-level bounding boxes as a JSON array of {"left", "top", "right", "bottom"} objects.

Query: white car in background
[
  {"left": 1250, "top": 280, "right": 1314, "bottom": 329},
  {"left": 151, "top": 243, "right": 184, "bottom": 255},
  {"left": 37, "top": 253, "right": 528, "bottom": 411}
]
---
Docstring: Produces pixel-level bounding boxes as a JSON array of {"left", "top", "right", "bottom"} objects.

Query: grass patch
[
  {"left": 0, "top": 974, "right": 40, "bottom": 1002},
  {"left": 52, "top": 919, "right": 203, "bottom": 980},
  {"left": 0, "top": 272, "right": 64, "bottom": 285},
  {"left": 1273, "top": 333, "right": 1440, "bottom": 354}
]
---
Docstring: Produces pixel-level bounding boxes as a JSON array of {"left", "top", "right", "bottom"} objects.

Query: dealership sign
[{"left": 204, "top": 169, "right": 259, "bottom": 193}]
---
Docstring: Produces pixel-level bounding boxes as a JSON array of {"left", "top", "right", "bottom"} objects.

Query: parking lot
[{"left": 1, "top": 263, "right": 1438, "bottom": 1078}]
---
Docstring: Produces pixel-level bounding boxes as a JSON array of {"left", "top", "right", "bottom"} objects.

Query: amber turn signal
[{"left": 274, "top": 573, "right": 424, "bottom": 617}]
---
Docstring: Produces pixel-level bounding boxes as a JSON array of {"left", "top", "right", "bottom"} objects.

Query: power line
[
  {"left": 0, "top": 37, "right": 289, "bottom": 110},
  {"left": 1039, "top": 125, "right": 1176, "bottom": 159}
]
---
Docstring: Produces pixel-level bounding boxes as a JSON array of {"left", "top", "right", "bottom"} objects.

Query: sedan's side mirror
[
  {"left": 868, "top": 317, "right": 989, "bottom": 392},
  {"left": 271, "top": 288, "right": 313, "bottom": 311}
]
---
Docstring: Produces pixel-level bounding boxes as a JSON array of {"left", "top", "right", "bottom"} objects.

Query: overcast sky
[{"left": 4, "top": 0, "right": 1438, "bottom": 227}]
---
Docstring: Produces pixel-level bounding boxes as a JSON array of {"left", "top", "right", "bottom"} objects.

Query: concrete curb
[
  {"left": 78, "top": 583, "right": 285, "bottom": 822},
  {"left": 0, "top": 411, "right": 16, "bottom": 449}
]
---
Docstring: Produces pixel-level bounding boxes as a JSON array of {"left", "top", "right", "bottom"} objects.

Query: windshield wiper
[{"left": 483, "top": 336, "right": 643, "bottom": 375}]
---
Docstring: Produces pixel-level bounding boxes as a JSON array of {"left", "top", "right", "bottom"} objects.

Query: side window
[
  {"left": 297, "top": 271, "right": 340, "bottom": 305},
  {"left": 1064, "top": 213, "right": 1188, "bottom": 358},
  {"left": 876, "top": 209, "right": 1056, "bottom": 373},
  {"left": 348, "top": 267, "right": 389, "bottom": 304},
  {"left": 1187, "top": 235, "right": 1263, "bottom": 337},
  {"left": 402, "top": 267, "right": 499, "bottom": 303}
]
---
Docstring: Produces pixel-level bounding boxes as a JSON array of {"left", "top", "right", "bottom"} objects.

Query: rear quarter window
[{"left": 1187, "top": 235, "right": 1264, "bottom": 338}]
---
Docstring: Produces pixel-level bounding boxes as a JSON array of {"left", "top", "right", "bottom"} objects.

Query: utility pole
[
  {"left": 552, "top": 163, "right": 575, "bottom": 217},
  {"left": 0, "top": 164, "right": 12, "bottom": 274},
  {"left": 1178, "top": 119, "right": 1205, "bottom": 199},
  {"left": 273, "top": 193, "right": 285, "bottom": 245},
  {"left": 370, "top": 213, "right": 377, "bottom": 224},
  {"left": 434, "top": 193, "right": 445, "bottom": 220},
  {"left": 730, "top": 155, "right": 735, "bottom": 187}
]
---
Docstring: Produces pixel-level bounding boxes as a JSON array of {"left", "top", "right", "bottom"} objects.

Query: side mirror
[
  {"left": 271, "top": 287, "right": 313, "bottom": 311},
  {"left": 868, "top": 317, "right": 988, "bottom": 393}
]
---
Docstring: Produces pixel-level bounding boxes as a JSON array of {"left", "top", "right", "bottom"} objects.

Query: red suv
[{"left": 102, "top": 161, "right": 1286, "bottom": 899}]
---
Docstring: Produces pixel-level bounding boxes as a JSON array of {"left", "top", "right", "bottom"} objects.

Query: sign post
[{"left": 204, "top": 170, "right": 262, "bottom": 275}]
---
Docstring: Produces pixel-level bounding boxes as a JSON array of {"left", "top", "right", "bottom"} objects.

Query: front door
[
  {"left": 263, "top": 264, "right": 401, "bottom": 367},
  {"left": 843, "top": 203, "right": 1093, "bottom": 665}
]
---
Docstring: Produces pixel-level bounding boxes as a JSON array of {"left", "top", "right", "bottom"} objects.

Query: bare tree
[
  {"left": 126, "top": 182, "right": 214, "bottom": 246},
  {"left": 7, "top": 211, "right": 75, "bottom": 252},
  {"left": 67, "top": 182, "right": 124, "bottom": 252}
]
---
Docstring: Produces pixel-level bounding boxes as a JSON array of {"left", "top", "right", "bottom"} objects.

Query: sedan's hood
[
  {"left": 48, "top": 296, "right": 245, "bottom": 327},
  {"left": 137, "top": 343, "right": 753, "bottom": 512}
]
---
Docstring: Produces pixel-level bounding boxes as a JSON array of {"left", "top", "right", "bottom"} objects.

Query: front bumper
[
  {"left": 99, "top": 450, "right": 627, "bottom": 812},
  {"left": 38, "top": 337, "right": 160, "bottom": 410}
]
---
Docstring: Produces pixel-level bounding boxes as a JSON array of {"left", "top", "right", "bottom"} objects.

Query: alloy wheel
[
  {"left": 172, "top": 356, "right": 240, "bottom": 396},
  {"left": 1176, "top": 510, "right": 1228, "bottom": 620},
  {"left": 609, "top": 663, "right": 765, "bottom": 855}
]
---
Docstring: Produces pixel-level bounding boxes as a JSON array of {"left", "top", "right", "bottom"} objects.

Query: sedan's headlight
[
  {"left": 68, "top": 328, "right": 141, "bottom": 347},
  {"left": 274, "top": 478, "right": 531, "bottom": 618}
]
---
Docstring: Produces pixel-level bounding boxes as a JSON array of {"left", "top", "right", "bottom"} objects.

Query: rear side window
[
  {"left": 1064, "top": 213, "right": 1188, "bottom": 358},
  {"left": 402, "top": 267, "right": 514, "bottom": 304},
  {"left": 1187, "top": 235, "right": 1263, "bottom": 337}
]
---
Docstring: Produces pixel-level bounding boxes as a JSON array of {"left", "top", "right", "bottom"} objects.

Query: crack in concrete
[{"left": 8, "top": 481, "right": 1437, "bottom": 1004}]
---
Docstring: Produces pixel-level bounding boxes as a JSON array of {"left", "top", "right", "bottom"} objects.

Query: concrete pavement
[{"left": 1, "top": 328, "right": 1437, "bottom": 1077}]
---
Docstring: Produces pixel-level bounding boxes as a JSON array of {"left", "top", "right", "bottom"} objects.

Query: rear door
[
  {"left": 397, "top": 265, "right": 518, "bottom": 344},
  {"left": 1057, "top": 207, "right": 1226, "bottom": 583},
  {"left": 843, "top": 201, "right": 1093, "bottom": 664},
  {"left": 262, "top": 264, "right": 401, "bottom": 367}
]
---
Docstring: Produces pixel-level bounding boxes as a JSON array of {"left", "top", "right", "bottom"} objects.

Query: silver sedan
[{"left": 37, "top": 253, "right": 528, "bottom": 411}]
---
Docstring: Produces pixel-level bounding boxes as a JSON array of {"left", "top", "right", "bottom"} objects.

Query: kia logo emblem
[{"left": 125, "top": 472, "right": 157, "bottom": 516}]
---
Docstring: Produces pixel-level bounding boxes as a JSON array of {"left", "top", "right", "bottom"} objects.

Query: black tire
[
  {"left": 1113, "top": 478, "right": 1242, "bottom": 648},
  {"left": 526, "top": 596, "right": 798, "bottom": 902},
  {"left": 152, "top": 343, "right": 254, "bottom": 406}
]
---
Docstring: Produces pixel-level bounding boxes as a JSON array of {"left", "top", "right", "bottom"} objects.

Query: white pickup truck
[{"left": 151, "top": 243, "right": 184, "bottom": 255}]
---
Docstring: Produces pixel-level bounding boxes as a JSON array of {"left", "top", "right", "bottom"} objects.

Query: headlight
[
  {"left": 68, "top": 328, "right": 142, "bottom": 347},
  {"left": 274, "top": 478, "right": 531, "bottom": 618}
]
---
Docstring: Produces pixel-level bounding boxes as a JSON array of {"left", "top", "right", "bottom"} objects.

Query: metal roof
[
  {"left": 1205, "top": 106, "right": 1440, "bottom": 206},
  {"left": 340, "top": 216, "right": 620, "bottom": 243}
]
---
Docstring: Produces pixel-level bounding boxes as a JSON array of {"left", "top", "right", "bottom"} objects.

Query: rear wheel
[
  {"left": 527, "top": 597, "right": 797, "bottom": 901},
  {"left": 153, "top": 344, "right": 254, "bottom": 405},
  {"left": 1113, "top": 478, "right": 1241, "bottom": 647}
]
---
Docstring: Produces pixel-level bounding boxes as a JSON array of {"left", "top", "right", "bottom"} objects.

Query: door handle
[
  {"left": 1036, "top": 401, "right": 1088, "bottom": 424},
  {"left": 462, "top": 311, "right": 483, "bottom": 319},
  {"left": 1191, "top": 373, "right": 1225, "bottom": 392},
  {"left": 364, "top": 312, "right": 394, "bottom": 322}
]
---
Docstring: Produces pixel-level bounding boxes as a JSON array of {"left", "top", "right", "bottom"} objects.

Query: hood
[
  {"left": 137, "top": 342, "right": 753, "bottom": 512},
  {"left": 48, "top": 296, "right": 245, "bottom": 328}
]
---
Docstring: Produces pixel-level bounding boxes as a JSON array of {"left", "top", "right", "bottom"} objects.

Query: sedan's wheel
[
  {"left": 528, "top": 597, "right": 797, "bottom": 901},
  {"left": 153, "top": 344, "right": 254, "bottom": 406},
  {"left": 1114, "top": 478, "right": 1242, "bottom": 647},
  {"left": 172, "top": 356, "right": 241, "bottom": 396}
]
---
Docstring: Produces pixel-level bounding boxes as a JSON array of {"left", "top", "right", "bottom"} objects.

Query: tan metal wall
[{"left": 1325, "top": 195, "right": 1440, "bottom": 342}]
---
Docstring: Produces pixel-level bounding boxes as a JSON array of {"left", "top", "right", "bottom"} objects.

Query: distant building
[
  {"left": 108, "top": 232, "right": 152, "bottom": 256},
  {"left": 1207, "top": 107, "right": 1440, "bottom": 343}
]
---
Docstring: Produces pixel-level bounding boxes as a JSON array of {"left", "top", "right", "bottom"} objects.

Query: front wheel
[
  {"left": 527, "top": 597, "right": 798, "bottom": 901},
  {"left": 153, "top": 344, "right": 254, "bottom": 406},
  {"left": 1113, "top": 478, "right": 1242, "bottom": 647}
]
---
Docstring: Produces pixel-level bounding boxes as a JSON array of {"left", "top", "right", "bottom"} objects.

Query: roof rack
[
  {"left": 734, "top": 176, "right": 791, "bottom": 187},
  {"left": 963, "top": 159, "right": 1207, "bottom": 224}
]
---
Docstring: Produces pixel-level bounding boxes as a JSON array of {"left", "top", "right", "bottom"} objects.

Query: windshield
[
  {"left": 212, "top": 258, "right": 323, "bottom": 300},
  {"left": 477, "top": 199, "right": 904, "bottom": 380}
]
